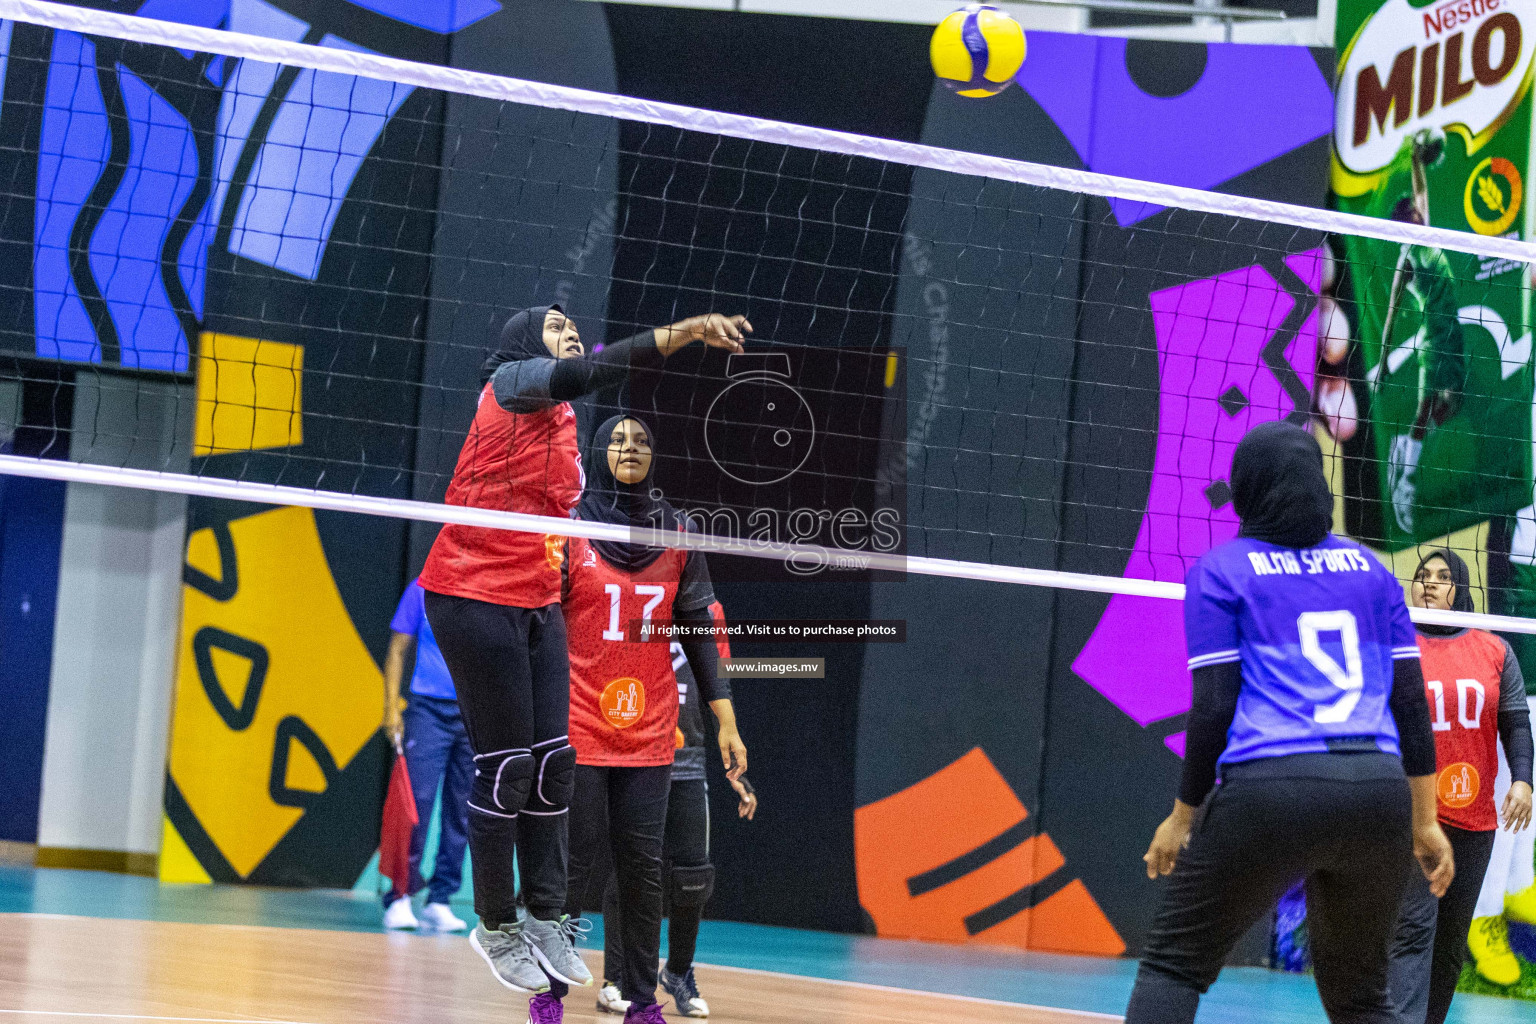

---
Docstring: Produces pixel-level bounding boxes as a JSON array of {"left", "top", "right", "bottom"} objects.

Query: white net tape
[{"left": 1, "top": 0, "right": 1533, "bottom": 634}]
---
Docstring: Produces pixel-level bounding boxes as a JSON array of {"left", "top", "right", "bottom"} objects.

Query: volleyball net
[{"left": 1, "top": 0, "right": 1534, "bottom": 631}]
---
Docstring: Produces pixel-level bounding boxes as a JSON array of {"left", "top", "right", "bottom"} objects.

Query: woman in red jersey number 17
[
  {"left": 418, "top": 306, "right": 749, "bottom": 998},
  {"left": 531, "top": 413, "right": 745, "bottom": 1024},
  {"left": 1386, "top": 548, "right": 1532, "bottom": 1024}
]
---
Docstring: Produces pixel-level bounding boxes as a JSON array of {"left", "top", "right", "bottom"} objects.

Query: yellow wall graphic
[
  {"left": 162, "top": 506, "right": 383, "bottom": 882},
  {"left": 157, "top": 815, "right": 211, "bottom": 885},
  {"left": 193, "top": 333, "right": 304, "bottom": 456}
]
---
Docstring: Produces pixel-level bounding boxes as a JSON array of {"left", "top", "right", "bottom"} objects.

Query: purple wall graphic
[
  {"left": 1071, "top": 252, "right": 1321, "bottom": 753},
  {"left": 341, "top": 0, "right": 502, "bottom": 33},
  {"left": 1016, "top": 37, "right": 1331, "bottom": 224}
]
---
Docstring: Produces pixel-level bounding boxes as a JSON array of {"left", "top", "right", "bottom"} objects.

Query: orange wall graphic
[{"left": 855, "top": 747, "right": 1124, "bottom": 956}]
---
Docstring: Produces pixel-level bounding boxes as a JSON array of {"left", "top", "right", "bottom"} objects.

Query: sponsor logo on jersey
[
  {"left": 1437, "top": 760, "right": 1481, "bottom": 807},
  {"left": 600, "top": 677, "right": 646, "bottom": 729},
  {"left": 544, "top": 534, "right": 566, "bottom": 572}
]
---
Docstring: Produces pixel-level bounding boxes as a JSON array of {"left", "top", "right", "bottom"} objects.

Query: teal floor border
[{"left": 0, "top": 866, "right": 1526, "bottom": 1024}]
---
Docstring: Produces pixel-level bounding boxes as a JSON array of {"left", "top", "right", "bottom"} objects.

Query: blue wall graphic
[
  {"left": 1016, "top": 35, "right": 1332, "bottom": 223},
  {"left": 339, "top": 0, "right": 500, "bottom": 34},
  {"left": 18, "top": 0, "right": 442, "bottom": 370}
]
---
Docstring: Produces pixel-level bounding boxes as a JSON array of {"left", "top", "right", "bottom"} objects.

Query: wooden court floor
[{"left": 0, "top": 914, "right": 1112, "bottom": 1024}]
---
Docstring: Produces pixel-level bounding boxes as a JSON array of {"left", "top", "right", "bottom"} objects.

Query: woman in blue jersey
[{"left": 1125, "top": 422, "right": 1453, "bottom": 1024}]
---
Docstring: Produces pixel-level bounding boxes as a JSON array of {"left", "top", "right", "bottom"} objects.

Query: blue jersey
[
  {"left": 1184, "top": 534, "right": 1419, "bottom": 765},
  {"left": 390, "top": 580, "right": 455, "bottom": 700}
]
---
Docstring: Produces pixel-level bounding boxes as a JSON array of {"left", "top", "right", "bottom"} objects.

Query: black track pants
[
  {"left": 1126, "top": 759, "right": 1413, "bottom": 1024},
  {"left": 423, "top": 591, "right": 570, "bottom": 924},
  {"left": 559, "top": 763, "right": 671, "bottom": 1007},
  {"left": 1387, "top": 824, "right": 1496, "bottom": 1024},
  {"left": 603, "top": 776, "right": 711, "bottom": 979}
]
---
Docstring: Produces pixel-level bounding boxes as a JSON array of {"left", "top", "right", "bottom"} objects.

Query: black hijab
[
  {"left": 577, "top": 413, "right": 684, "bottom": 572},
  {"left": 481, "top": 304, "right": 559, "bottom": 385},
  {"left": 1231, "top": 421, "right": 1333, "bottom": 549},
  {"left": 1413, "top": 547, "right": 1472, "bottom": 636}
]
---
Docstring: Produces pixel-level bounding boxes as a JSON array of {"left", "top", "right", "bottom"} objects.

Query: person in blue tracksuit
[{"left": 382, "top": 578, "right": 473, "bottom": 933}]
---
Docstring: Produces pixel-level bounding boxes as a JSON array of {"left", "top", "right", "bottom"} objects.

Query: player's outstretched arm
[
  {"left": 653, "top": 313, "right": 752, "bottom": 356},
  {"left": 527, "top": 313, "right": 751, "bottom": 406}
]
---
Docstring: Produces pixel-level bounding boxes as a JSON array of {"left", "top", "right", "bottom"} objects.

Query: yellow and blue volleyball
[{"left": 931, "top": 4, "right": 1026, "bottom": 98}]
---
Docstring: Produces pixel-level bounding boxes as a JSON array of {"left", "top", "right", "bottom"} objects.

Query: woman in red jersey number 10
[
  {"left": 532, "top": 413, "right": 746, "bottom": 1024},
  {"left": 1386, "top": 548, "right": 1532, "bottom": 1024},
  {"left": 418, "top": 306, "right": 749, "bottom": 999}
]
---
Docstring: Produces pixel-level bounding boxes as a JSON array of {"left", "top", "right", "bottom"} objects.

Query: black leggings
[
  {"left": 1387, "top": 824, "right": 1497, "bottom": 1024},
  {"left": 1126, "top": 765, "right": 1413, "bottom": 1024},
  {"left": 560, "top": 763, "right": 672, "bottom": 1007},
  {"left": 603, "top": 776, "right": 711, "bottom": 979},
  {"left": 423, "top": 591, "right": 570, "bottom": 925}
]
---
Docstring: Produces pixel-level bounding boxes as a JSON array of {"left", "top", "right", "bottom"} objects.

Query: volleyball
[{"left": 930, "top": 4, "right": 1026, "bottom": 98}]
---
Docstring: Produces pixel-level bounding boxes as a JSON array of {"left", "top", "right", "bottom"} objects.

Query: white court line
[
  {"left": 695, "top": 960, "right": 1126, "bottom": 1020},
  {"left": 0, "top": 1013, "right": 318, "bottom": 1024}
]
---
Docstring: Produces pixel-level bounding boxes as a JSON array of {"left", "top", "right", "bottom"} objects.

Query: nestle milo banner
[{"left": 1333, "top": 0, "right": 1534, "bottom": 549}]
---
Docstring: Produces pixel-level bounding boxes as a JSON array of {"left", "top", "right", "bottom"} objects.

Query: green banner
[{"left": 1333, "top": 0, "right": 1534, "bottom": 549}]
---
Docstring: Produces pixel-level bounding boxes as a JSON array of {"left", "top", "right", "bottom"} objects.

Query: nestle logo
[{"left": 1423, "top": 0, "right": 1504, "bottom": 38}]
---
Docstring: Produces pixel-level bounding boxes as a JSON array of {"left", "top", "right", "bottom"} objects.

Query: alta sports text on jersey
[{"left": 1247, "top": 547, "right": 1377, "bottom": 577}]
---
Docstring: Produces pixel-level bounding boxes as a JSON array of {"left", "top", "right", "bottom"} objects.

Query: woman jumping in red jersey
[
  {"left": 528, "top": 413, "right": 746, "bottom": 1024},
  {"left": 1386, "top": 548, "right": 1532, "bottom": 1024},
  {"left": 418, "top": 307, "right": 748, "bottom": 1000}
]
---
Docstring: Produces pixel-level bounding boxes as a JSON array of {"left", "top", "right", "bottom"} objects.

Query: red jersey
[
  {"left": 1418, "top": 628, "right": 1506, "bottom": 831},
  {"left": 564, "top": 536, "right": 688, "bottom": 766},
  {"left": 419, "top": 383, "right": 583, "bottom": 608}
]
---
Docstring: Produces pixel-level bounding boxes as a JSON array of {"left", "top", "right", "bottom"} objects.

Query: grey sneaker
[
  {"left": 523, "top": 914, "right": 593, "bottom": 987},
  {"left": 659, "top": 965, "right": 709, "bottom": 1018},
  {"left": 470, "top": 921, "right": 550, "bottom": 994}
]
